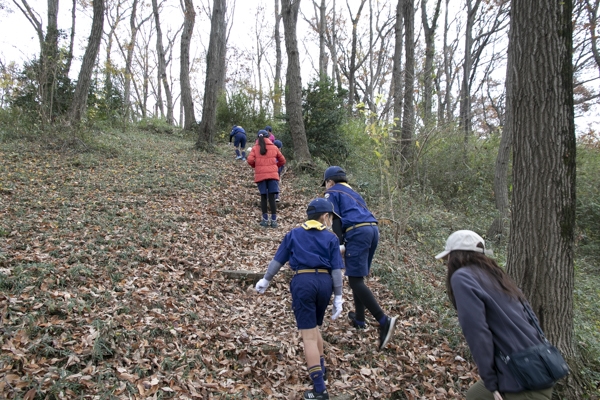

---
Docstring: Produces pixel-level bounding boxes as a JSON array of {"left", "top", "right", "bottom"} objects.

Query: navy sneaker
[
  {"left": 259, "top": 220, "right": 269, "bottom": 227},
  {"left": 303, "top": 389, "right": 329, "bottom": 399},
  {"left": 347, "top": 311, "right": 365, "bottom": 329},
  {"left": 270, "top": 220, "right": 278, "bottom": 228},
  {"left": 379, "top": 316, "right": 397, "bottom": 349}
]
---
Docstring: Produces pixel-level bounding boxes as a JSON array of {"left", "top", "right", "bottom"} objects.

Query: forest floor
[{"left": 0, "top": 131, "right": 481, "bottom": 399}]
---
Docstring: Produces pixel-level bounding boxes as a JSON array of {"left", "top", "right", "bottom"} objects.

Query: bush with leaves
[
  {"left": 215, "top": 91, "right": 269, "bottom": 139},
  {"left": 302, "top": 77, "right": 349, "bottom": 165},
  {"left": 8, "top": 57, "right": 74, "bottom": 124}
]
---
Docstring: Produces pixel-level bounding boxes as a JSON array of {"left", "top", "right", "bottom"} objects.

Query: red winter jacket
[{"left": 247, "top": 139, "right": 286, "bottom": 183}]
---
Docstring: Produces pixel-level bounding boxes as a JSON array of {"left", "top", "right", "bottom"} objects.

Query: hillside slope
[{"left": 0, "top": 132, "right": 478, "bottom": 399}]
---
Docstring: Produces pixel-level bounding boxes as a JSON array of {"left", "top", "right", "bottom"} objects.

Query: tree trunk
[
  {"left": 506, "top": 0, "right": 582, "bottom": 396},
  {"left": 152, "top": 0, "right": 174, "bottom": 124},
  {"left": 318, "top": 0, "right": 327, "bottom": 77},
  {"left": 400, "top": 0, "right": 414, "bottom": 166},
  {"left": 459, "top": 0, "right": 481, "bottom": 140},
  {"left": 180, "top": 0, "right": 196, "bottom": 130},
  {"left": 324, "top": 0, "right": 342, "bottom": 89},
  {"left": 391, "top": 0, "right": 404, "bottom": 140},
  {"left": 123, "top": 0, "right": 139, "bottom": 122},
  {"left": 274, "top": 0, "right": 283, "bottom": 116},
  {"left": 346, "top": 0, "right": 367, "bottom": 114},
  {"left": 196, "top": 0, "right": 226, "bottom": 150},
  {"left": 420, "top": 0, "right": 442, "bottom": 128},
  {"left": 281, "top": 0, "right": 312, "bottom": 165},
  {"left": 487, "top": 123, "right": 511, "bottom": 240},
  {"left": 68, "top": 0, "right": 105, "bottom": 124},
  {"left": 65, "top": 0, "right": 76, "bottom": 76}
]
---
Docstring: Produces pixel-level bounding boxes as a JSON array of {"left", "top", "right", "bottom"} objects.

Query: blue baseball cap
[
  {"left": 265, "top": 126, "right": 272, "bottom": 132},
  {"left": 306, "top": 198, "right": 339, "bottom": 219},
  {"left": 257, "top": 129, "right": 268, "bottom": 137},
  {"left": 321, "top": 166, "right": 347, "bottom": 186}
]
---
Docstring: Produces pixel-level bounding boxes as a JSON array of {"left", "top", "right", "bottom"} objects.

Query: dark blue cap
[
  {"left": 257, "top": 129, "right": 268, "bottom": 137},
  {"left": 265, "top": 126, "right": 272, "bottom": 132},
  {"left": 306, "top": 198, "right": 339, "bottom": 219},
  {"left": 321, "top": 166, "right": 347, "bottom": 186}
]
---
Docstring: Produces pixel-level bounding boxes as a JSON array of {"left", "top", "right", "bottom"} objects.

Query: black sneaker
[
  {"left": 378, "top": 316, "right": 397, "bottom": 350},
  {"left": 303, "top": 389, "right": 329, "bottom": 399},
  {"left": 347, "top": 311, "right": 365, "bottom": 329}
]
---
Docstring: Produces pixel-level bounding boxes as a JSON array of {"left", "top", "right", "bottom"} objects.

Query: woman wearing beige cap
[{"left": 437, "top": 230, "right": 558, "bottom": 400}]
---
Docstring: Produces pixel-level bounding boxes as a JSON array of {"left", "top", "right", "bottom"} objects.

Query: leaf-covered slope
[{"left": 0, "top": 135, "right": 477, "bottom": 399}]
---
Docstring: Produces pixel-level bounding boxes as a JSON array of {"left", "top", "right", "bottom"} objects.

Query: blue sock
[
  {"left": 235, "top": 149, "right": 240, "bottom": 157},
  {"left": 320, "top": 356, "right": 327, "bottom": 379},
  {"left": 355, "top": 319, "right": 365, "bottom": 327},
  {"left": 262, "top": 213, "right": 268, "bottom": 221},
  {"left": 378, "top": 316, "right": 388, "bottom": 326},
  {"left": 308, "top": 365, "right": 326, "bottom": 393},
  {"left": 271, "top": 214, "right": 277, "bottom": 221},
  {"left": 242, "top": 151, "right": 246, "bottom": 158}
]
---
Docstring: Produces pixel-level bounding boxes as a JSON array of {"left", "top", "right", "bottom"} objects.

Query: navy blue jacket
[{"left": 451, "top": 266, "right": 545, "bottom": 393}]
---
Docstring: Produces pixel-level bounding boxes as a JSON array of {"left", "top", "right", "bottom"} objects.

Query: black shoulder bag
[{"left": 496, "top": 302, "right": 569, "bottom": 390}]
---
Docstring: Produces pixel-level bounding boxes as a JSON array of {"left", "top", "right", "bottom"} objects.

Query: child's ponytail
[{"left": 257, "top": 130, "right": 268, "bottom": 155}]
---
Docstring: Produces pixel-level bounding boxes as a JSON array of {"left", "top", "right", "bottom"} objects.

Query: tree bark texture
[
  {"left": 274, "top": 0, "right": 283, "bottom": 116},
  {"left": 400, "top": 0, "right": 414, "bottom": 166},
  {"left": 180, "top": 0, "right": 196, "bottom": 130},
  {"left": 196, "top": 0, "right": 226, "bottom": 150},
  {"left": 420, "top": 0, "right": 441, "bottom": 128},
  {"left": 506, "top": 0, "right": 581, "bottom": 396},
  {"left": 391, "top": 0, "right": 404, "bottom": 139},
  {"left": 152, "top": 0, "right": 174, "bottom": 124},
  {"left": 281, "top": 0, "right": 312, "bottom": 165},
  {"left": 346, "top": 0, "right": 366, "bottom": 114},
  {"left": 459, "top": 0, "right": 481, "bottom": 139},
  {"left": 318, "top": 0, "right": 327, "bottom": 77},
  {"left": 68, "top": 0, "right": 105, "bottom": 124}
]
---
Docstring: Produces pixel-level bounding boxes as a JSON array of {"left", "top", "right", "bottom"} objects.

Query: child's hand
[
  {"left": 331, "top": 295, "right": 343, "bottom": 320},
  {"left": 255, "top": 278, "right": 270, "bottom": 294}
]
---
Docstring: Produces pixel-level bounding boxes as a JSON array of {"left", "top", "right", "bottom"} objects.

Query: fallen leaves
[{"left": 0, "top": 134, "right": 479, "bottom": 399}]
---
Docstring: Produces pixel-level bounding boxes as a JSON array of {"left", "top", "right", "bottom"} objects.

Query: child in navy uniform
[
  {"left": 255, "top": 198, "right": 345, "bottom": 400},
  {"left": 273, "top": 138, "right": 283, "bottom": 202},
  {"left": 229, "top": 125, "right": 247, "bottom": 160},
  {"left": 322, "top": 166, "right": 397, "bottom": 350}
]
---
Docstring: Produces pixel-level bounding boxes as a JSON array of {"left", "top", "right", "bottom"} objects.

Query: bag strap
[
  {"left": 496, "top": 300, "right": 549, "bottom": 364},
  {"left": 520, "top": 300, "right": 549, "bottom": 343}
]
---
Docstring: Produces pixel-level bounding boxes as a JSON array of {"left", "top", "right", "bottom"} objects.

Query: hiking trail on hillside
[{"left": 0, "top": 137, "right": 478, "bottom": 399}]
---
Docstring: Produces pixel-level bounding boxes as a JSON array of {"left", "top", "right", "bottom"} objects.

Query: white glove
[
  {"left": 493, "top": 391, "right": 503, "bottom": 400},
  {"left": 339, "top": 245, "right": 346, "bottom": 256},
  {"left": 255, "top": 278, "right": 270, "bottom": 294},
  {"left": 331, "top": 295, "right": 343, "bottom": 320}
]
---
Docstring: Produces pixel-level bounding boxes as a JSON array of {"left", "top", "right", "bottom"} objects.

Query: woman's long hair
[{"left": 446, "top": 247, "right": 525, "bottom": 308}]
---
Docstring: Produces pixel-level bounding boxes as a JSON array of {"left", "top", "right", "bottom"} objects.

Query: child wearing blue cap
[
  {"left": 272, "top": 137, "right": 284, "bottom": 202},
  {"left": 229, "top": 125, "right": 247, "bottom": 160},
  {"left": 322, "top": 166, "right": 397, "bottom": 350},
  {"left": 255, "top": 198, "right": 345, "bottom": 400}
]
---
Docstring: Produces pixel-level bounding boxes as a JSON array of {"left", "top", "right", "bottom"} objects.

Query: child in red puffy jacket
[{"left": 247, "top": 130, "right": 286, "bottom": 227}]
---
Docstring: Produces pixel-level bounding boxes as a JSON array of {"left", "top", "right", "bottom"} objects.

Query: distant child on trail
[
  {"left": 255, "top": 198, "right": 345, "bottom": 400},
  {"left": 322, "top": 166, "right": 397, "bottom": 350},
  {"left": 273, "top": 137, "right": 283, "bottom": 202},
  {"left": 247, "top": 130, "right": 286, "bottom": 227},
  {"left": 229, "top": 125, "right": 247, "bottom": 160},
  {"left": 265, "top": 125, "right": 276, "bottom": 142}
]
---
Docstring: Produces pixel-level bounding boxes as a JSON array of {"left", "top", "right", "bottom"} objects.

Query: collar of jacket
[{"left": 302, "top": 220, "right": 328, "bottom": 230}]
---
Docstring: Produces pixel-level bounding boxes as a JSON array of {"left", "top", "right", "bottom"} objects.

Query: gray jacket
[{"left": 451, "top": 266, "right": 543, "bottom": 393}]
